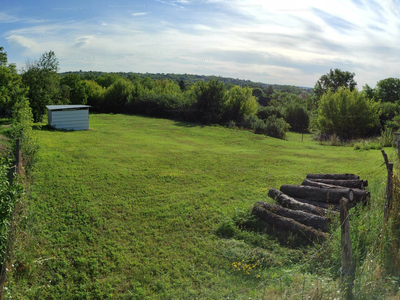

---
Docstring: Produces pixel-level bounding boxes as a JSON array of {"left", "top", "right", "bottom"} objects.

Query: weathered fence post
[
  {"left": 340, "top": 197, "right": 355, "bottom": 300},
  {"left": 382, "top": 150, "right": 394, "bottom": 221}
]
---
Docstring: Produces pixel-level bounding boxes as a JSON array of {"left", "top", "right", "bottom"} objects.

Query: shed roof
[{"left": 46, "top": 105, "right": 91, "bottom": 111}]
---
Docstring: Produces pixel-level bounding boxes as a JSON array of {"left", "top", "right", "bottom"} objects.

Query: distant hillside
[{"left": 59, "top": 71, "right": 313, "bottom": 95}]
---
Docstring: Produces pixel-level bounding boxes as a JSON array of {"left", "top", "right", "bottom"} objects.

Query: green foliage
[
  {"left": 0, "top": 50, "right": 28, "bottom": 114},
  {"left": 94, "top": 73, "right": 122, "bottom": 88},
  {"left": 284, "top": 102, "right": 309, "bottom": 133},
  {"left": 379, "top": 102, "right": 400, "bottom": 125},
  {"left": 313, "top": 68, "right": 357, "bottom": 101},
  {"left": 224, "top": 86, "right": 258, "bottom": 123},
  {"left": 380, "top": 127, "right": 393, "bottom": 147},
  {"left": 190, "top": 79, "right": 227, "bottom": 124},
  {"left": 103, "top": 78, "right": 134, "bottom": 112},
  {"left": 10, "top": 98, "right": 39, "bottom": 169},
  {"left": 0, "top": 158, "right": 23, "bottom": 263},
  {"left": 60, "top": 74, "right": 88, "bottom": 105},
  {"left": 22, "top": 51, "right": 63, "bottom": 122},
  {"left": 178, "top": 79, "right": 185, "bottom": 91},
  {"left": 375, "top": 77, "right": 400, "bottom": 103},
  {"left": 264, "top": 115, "right": 290, "bottom": 140},
  {"left": 316, "top": 88, "right": 380, "bottom": 139},
  {"left": 257, "top": 105, "right": 284, "bottom": 120},
  {"left": 84, "top": 80, "right": 105, "bottom": 109}
]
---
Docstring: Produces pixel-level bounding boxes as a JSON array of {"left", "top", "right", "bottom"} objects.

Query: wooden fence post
[
  {"left": 340, "top": 197, "right": 355, "bottom": 300},
  {"left": 382, "top": 150, "right": 394, "bottom": 221}
]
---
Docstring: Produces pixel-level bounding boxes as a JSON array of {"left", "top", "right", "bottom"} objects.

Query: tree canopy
[
  {"left": 22, "top": 50, "right": 63, "bottom": 122},
  {"left": 316, "top": 88, "right": 380, "bottom": 139},
  {"left": 375, "top": 77, "right": 400, "bottom": 103},
  {"left": 313, "top": 69, "right": 357, "bottom": 101}
]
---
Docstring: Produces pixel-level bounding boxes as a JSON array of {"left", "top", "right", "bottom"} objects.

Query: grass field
[{"left": 8, "top": 114, "right": 392, "bottom": 299}]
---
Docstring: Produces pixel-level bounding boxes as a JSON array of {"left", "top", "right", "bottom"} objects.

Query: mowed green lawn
[{"left": 10, "top": 114, "right": 389, "bottom": 299}]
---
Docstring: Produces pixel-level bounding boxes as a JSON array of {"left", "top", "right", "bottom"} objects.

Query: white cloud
[
  {"left": 6, "top": 35, "right": 37, "bottom": 50},
  {"left": 131, "top": 12, "right": 150, "bottom": 17},
  {"left": 2, "top": 0, "right": 400, "bottom": 87}
]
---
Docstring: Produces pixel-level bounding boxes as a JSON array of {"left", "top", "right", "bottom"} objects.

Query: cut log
[
  {"left": 301, "top": 179, "right": 370, "bottom": 204},
  {"left": 268, "top": 188, "right": 338, "bottom": 217},
  {"left": 256, "top": 201, "right": 331, "bottom": 232},
  {"left": 307, "top": 174, "right": 360, "bottom": 180},
  {"left": 293, "top": 197, "right": 340, "bottom": 211},
  {"left": 252, "top": 202, "right": 328, "bottom": 242},
  {"left": 308, "top": 178, "right": 365, "bottom": 190},
  {"left": 280, "top": 184, "right": 354, "bottom": 203}
]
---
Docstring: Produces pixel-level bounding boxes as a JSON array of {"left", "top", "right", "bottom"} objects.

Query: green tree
[
  {"left": 375, "top": 78, "right": 400, "bottom": 103},
  {"left": 284, "top": 102, "right": 309, "bottom": 133},
  {"left": 224, "top": 86, "right": 258, "bottom": 122},
  {"left": 0, "top": 47, "right": 7, "bottom": 67},
  {"left": 103, "top": 78, "right": 134, "bottom": 112},
  {"left": 178, "top": 79, "right": 186, "bottom": 92},
  {"left": 313, "top": 69, "right": 357, "bottom": 101},
  {"left": 85, "top": 80, "right": 104, "bottom": 109},
  {"left": 0, "top": 48, "right": 28, "bottom": 114},
  {"left": 95, "top": 73, "right": 121, "bottom": 88},
  {"left": 22, "top": 50, "right": 62, "bottom": 122},
  {"left": 363, "top": 84, "right": 376, "bottom": 100},
  {"left": 60, "top": 74, "right": 88, "bottom": 105},
  {"left": 190, "top": 79, "right": 227, "bottom": 124},
  {"left": 316, "top": 88, "right": 380, "bottom": 139}
]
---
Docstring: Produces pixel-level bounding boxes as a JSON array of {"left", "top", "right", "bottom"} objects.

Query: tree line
[{"left": 1, "top": 47, "right": 399, "bottom": 141}]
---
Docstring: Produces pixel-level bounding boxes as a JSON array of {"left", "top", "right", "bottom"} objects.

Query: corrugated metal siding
[{"left": 49, "top": 109, "right": 89, "bottom": 130}]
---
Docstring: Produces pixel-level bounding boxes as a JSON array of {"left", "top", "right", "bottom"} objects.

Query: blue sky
[{"left": 1, "top": 0, "right": 399, "bottom": 87}]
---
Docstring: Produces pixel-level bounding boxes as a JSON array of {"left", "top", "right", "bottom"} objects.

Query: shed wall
[{"left": 49, "top": 109, "right": 89, "bottom": 130}]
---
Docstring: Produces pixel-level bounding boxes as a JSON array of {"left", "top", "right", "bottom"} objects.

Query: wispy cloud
[
  {"left": 131, "top": 12, "right": 151, "bottom": 17},
  {"left": 1, "top": 0, "right": 400, "bottom": 87}
]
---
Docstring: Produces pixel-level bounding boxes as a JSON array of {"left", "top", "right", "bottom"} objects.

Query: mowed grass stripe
[{"left": 12, "top": 114, "right": 388, "bottom": 299}]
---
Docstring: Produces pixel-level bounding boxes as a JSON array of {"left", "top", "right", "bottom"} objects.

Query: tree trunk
[
  {"left": 256, "top": 201, "right": 331, "bottom": 232},
  {"left": 280, "top": 184, "right": 354, "bottom": 203},
  {"left": 302, "top": 179, "right": 369, "bottom": 204},
  {"left": 252, "top": 202, "right": 328, "bottom": 243},
  {"left": 268, "top": 188, "right": 338, "bottom": 217},
  {"left": 306, "top": 174, "right": 360, "bottom": 180},
  {"left": 293, "top": 197, "right": 340, "bottom": 212},
  {"left": 307, "top": 178, "right": 365, "bottom": 190}
]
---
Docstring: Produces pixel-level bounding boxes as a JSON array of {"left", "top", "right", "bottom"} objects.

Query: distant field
[{"left": 10, "top": 114, "right": 390, "bottom": 299}]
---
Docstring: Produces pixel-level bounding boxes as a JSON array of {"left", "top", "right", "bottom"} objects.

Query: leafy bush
[
  {"left": 223, "top": 86, "right": 258, "bottom": 123},
  {"left": 257, "top": 106, "right": 284, "bottom": 120},
  {"left": 85, "top": 80, "right": 105, "bottom": 110},
  {"left": 316, "top": 88, "right": 380, "bottom": 139},
  {"left": 0, "top": 158, "right": 22, "bottom": 263},
  {"left": 103, "top": 78, "right": 134, "bottom": 112},
  {"left": 10, "top": 98, "right": 39, "bottom": 170},
  {"left": 265, "top": 116, "right": 290, "bottom": 140},
  {"left": 189, "top": 79, "right": 227, "bottom": 124},
  {"left": 284, "top": 102, "right": 309, "bottom": 133},
  {"left": 380, "top": 127, "right": 393, "bottom": 147}
]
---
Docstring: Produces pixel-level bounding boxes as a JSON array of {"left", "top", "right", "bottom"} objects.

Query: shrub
[
  {"left": 265, "top": 116, "right": 290, "bottom": 140},
  {"left": 284, "top": 102, "right": 309, "bottom": 133},
  {"left": 189, "top": 79, "right": 227, "bottom": 124},
  {"left": 380, "top": 127, "right": 393, "bottom": 147},
  {"left": 257, "top": 106, "right": 284, "bottom": 120},
  {"left": 103, "top": 78, "right": 134, "bottom": 112},
  {"left": 10, "top": 98, "right": 39, "bottom": 169},
  {"left": 316, "top": 88, "right": 380, "bottom": 139},
  {"left": 224, "top": 86, "right": 258, "bottom": 123}
]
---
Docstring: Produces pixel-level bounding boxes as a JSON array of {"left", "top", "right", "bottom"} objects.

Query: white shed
[{"left": 46, "top": 105, "right": 91, "bottom": 130}]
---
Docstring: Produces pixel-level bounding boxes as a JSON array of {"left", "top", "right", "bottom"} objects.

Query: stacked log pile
[{"left": 252, "top": 173, "right": 369, "bottom": 242}]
